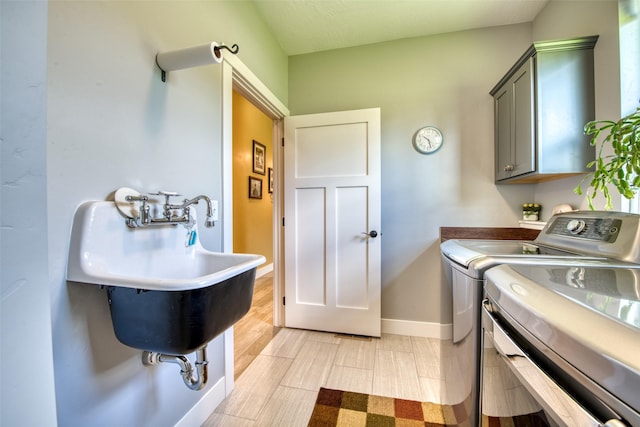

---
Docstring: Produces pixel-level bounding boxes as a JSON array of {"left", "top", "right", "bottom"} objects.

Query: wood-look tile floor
[
  {"left": 204, "top": 329, "right": 460, "bottom": 426},
  {"left": 233, "top": 272, "right": 280, "bottom": 379}
]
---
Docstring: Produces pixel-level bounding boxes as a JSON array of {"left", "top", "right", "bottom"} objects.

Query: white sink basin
[
  {"left": 66, "top": 200, "right": 266, "bottom": 354},
  {"left": 67, "top": 201, "right": 265, "bottom": 291}
]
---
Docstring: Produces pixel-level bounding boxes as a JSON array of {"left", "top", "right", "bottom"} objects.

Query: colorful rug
[
  {"left": 308, "top": 388, "right": 466, "bottom": 426},
  {"left": 308, "top": 388, "right": 549, "bottom": 426}
]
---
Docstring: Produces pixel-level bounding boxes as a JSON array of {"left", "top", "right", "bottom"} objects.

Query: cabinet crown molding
[{"left": 490, "top": 35, "right": 599, "bottom": 96}]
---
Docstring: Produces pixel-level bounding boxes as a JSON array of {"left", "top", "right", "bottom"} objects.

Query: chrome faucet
[
  {"left": 166, "top": 194, "right": 216, "bottom": 228},
  {"left": 125, "top": 191, "right": 215, "bottom": 228},
  {"left": 124, "top": 194, "right": 151, "bottom": 227}
]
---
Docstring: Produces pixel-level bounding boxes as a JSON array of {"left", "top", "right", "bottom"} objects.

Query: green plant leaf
[{"left": 576, "top": 106, "right": 640, "bottom": 210}]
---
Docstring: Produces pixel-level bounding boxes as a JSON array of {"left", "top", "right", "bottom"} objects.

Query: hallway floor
[
  {"left": 203, "top": 328, "right": 463, "bottom": 426},
  {"left": 233, "top": 272, "right": 280, "bottom": 379}
]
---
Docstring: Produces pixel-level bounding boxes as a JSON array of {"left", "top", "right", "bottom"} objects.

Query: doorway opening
[
  {"left": 220, "top": 57, "right": 288, "bottom": 382},
  {"left": 231, "top": 89, "right": 279, "bottom": 378}
]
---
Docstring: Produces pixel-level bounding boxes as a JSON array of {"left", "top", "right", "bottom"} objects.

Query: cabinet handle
[{"left": 504, "top": 164, "right": 515, "bottom": 172}]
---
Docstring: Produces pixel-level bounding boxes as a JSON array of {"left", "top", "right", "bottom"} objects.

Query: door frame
[{"left": 221, "top": 57, "right": 289, "bottom": 328}]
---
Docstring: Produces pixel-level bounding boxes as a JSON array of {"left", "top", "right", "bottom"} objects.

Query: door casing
[
  {"left": 220, "top": 57, "right": 288, "bottom": 394},
  {"left": 221, "top": 58, "right": 289, "bottom": 331}
]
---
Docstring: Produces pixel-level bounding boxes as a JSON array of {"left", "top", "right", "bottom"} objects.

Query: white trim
[
  {"left": 222, "top": 55, "right": 288, "bottom": 334},
  {"left": 256, "top": 263, "right": 273, "bottom": 278},
  {"left": 221, "top": 61, "right": 234, "bottom": 254},
  {"left": 224, "top": 55, "right": 289, "bottom": 120},
  {"left": 621, "top": 193, "right": 640, "bottom": 214},
  {"left": 223, "top": 328, "right": 235, "bottom": 394},
  {"left": 174, "top": 376, "right": 226, "bottom": 427},
  {"left": 218, "top": 55, "right": 290, "bottom": 405},
  {"left": 272, "top": 119, "right": 285, "bottom": 327},
  {"left": 381, "top": 318, "right": 452, "bottom": 340}
]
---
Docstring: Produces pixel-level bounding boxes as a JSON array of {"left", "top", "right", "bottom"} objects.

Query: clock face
[{"left": 413, "top": 126, "right": 443, "bottom": 154}]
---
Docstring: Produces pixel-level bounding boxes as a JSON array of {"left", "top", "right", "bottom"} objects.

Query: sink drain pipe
[{"left": 142, "top": 346, "right": 208, "bottom": 391}]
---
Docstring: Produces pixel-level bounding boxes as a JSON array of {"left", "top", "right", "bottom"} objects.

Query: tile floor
[{"left": 203, "top": 328, "right": 463, "bottom": 426}]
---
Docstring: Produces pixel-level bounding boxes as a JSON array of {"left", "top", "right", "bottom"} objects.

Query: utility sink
[{"left": 67, "top": 201, "right": 265, "bottom": 354}]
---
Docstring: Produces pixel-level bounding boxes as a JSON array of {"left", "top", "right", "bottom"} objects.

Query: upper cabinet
[{"left": 490, "top": 36, "right": 598, "bottom": 183}]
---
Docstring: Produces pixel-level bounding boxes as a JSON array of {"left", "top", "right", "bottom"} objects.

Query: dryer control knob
[{"left": 567, "top": 219, "right": 586, "bottom": 234}]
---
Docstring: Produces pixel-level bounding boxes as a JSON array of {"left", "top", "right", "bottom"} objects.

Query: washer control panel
[
  {"left": 536, "top": 212, "right": 640, "bottom": 263},
  {"left": 566, "top": 219, "right": 586, "bottom": 234},
  {"left": 546, "top": 217, "right": 622, "bottom": 242}
]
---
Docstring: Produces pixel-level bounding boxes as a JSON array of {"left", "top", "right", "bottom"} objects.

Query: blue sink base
[{"left": 106, "top": 268, "right": 257, "bottom": 355}]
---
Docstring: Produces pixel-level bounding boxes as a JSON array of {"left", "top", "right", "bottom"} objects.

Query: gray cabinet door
[
  {"left": 511, "top": 58, "right": 535, "bottom": 178},
  {"left": 494, "top": 85, "right": 512, "bottom": 181},
  {"left": 494, "top": 58, "right": 534, "bottom": 181}
]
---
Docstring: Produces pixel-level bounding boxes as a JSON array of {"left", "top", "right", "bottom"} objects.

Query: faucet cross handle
[
  {"left": 156, "top": 191, "right": 180, "bottom": 197},
  {"left": 150, "top": 190, "right": 181, "bottom": 204},
  {"left": 150, "top": 191, "right": 183, "bottom": 219}
]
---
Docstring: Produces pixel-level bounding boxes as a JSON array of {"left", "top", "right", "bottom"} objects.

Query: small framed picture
[
  {"left": 252, "top": 140, "right": 266, "bottom": 175},
  {"left": 249, "top": 176, "right": 262, "bottom": 199},
  {"left": 268, "top": 168, "right": 274, "bottom": 193}
]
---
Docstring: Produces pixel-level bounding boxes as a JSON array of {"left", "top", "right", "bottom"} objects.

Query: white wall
[
  {"left": 1, "top": 1, "right": 287, "bottom": 426},
  {"left": 289, "top": 24, "right": 537, "bottom": 325},
  {"left": 1, "top": 2, "right": 58, "bottom": 425}
]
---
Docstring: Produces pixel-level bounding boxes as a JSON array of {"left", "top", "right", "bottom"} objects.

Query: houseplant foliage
[{"left": 574, "top": 106, "right": 640, "bottom": 210}]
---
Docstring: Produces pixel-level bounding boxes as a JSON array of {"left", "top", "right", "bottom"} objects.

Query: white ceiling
[{"left": 252, "top": 0, "right": 549, "bottom": 56}]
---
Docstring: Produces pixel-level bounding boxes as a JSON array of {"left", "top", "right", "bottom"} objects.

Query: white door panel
[
  {"left": 294, "top": 187, "right": 326, "bottom": 305},
  {"left": 335, "top": 186, "right": 368, "bottom": 309},
  {"left": 284, "top": 108, "right": 381, "bottom": 337},
  {"left": 295, "top": 123, "right": 368, "bottom": 177}
]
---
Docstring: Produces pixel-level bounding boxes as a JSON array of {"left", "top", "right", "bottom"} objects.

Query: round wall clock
[{"left": 412, "top": 126, "right": 443, "bottom": 154}]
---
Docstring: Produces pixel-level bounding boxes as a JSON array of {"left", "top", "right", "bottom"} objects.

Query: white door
[{"left": 284, "top": 108, "right": 381, "bottom": 337}]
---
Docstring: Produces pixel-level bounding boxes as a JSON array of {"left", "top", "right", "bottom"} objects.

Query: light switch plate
[{"left": 211, "top": 200, "right": 219, "bottom": 221}]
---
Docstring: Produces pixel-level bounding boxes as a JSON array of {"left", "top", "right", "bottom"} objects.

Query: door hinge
[
  {"left": 282, "top": 137, "right": 285, "bottom": 147},
  {"left": 282, "top": 296, "right": 286, "bottom": 306},
  {"left": 282, "top": 217, "right": 285, "bottom": 227}
]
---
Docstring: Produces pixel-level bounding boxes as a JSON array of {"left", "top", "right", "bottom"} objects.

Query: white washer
[{"left": 440, "top": 211, "right": 640, "bottom": 427}]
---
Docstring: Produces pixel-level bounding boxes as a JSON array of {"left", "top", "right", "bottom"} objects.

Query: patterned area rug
[
  {"left": 308, "top": 388, "right": 548, "bottom": 426},
  {"left": 308, "top": 388, "right": 466, "bottom": 426}
]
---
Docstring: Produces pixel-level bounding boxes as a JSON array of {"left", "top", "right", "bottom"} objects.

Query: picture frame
[
  {"left": 252, "top": 140, "right": 266, "bottom": 175},
  {"left": 249, "top": 176, "right": 262, "bottom": 199},
  {"left": 268, "top": 168, "right": 274, "bottom": 193}
]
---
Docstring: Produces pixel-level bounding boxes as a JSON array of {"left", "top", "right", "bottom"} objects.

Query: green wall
[
  {"left": 289, "top": 24, "right": 536, "bottom": 325},
  {"left": 288, "top": 1, "right": 621, "bottom": 327}
]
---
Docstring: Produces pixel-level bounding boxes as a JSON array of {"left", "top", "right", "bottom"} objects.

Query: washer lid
[
  {"left": 508, "top": 264, "right": 640, "bottom": 329},
  {"left": 441, "top": 239, "right": 587, "bottom": 267},
  {"left": 485, "top": 264, "right": 640, "bottom": 416}
]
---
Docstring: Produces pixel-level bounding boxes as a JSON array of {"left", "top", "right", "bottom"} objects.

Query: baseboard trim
[
  {"left": 175, "top": 376, "right": 226, "bottom": 427},
  {"left": 381, "top": 318, "right": 452, "bottom": 340},
  {"left": 256, "top": 263, "right": 273, "bottom": 278}
]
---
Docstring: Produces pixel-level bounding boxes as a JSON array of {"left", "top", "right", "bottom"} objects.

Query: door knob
[{"left": 361, "top": 230, "right": 378, "bottom": 238}]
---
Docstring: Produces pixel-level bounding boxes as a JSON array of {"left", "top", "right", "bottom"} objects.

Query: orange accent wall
[{"left": 232, "top": 90, "right": 273, "bottom": 266}]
